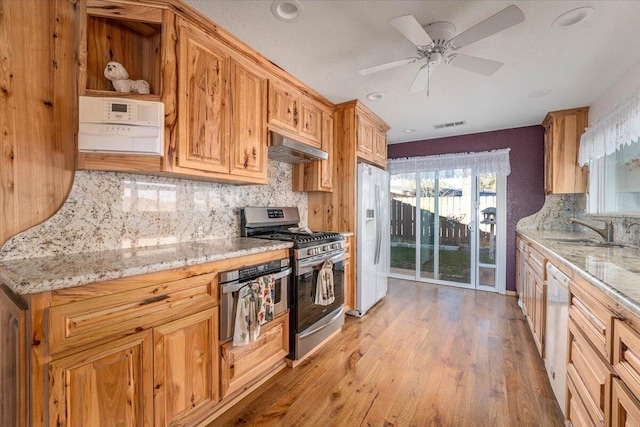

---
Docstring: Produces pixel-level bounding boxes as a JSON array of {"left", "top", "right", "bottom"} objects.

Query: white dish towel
[
  {"left": 233, "top": 274, "right": 275, "bottom": 346},
  {"left": 314, "top": 259, "right": 335, "bottom": 306}
]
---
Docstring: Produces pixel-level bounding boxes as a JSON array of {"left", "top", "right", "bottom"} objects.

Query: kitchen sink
[{"left": 556, "top": 240, "right": 636, "bottom": 248}]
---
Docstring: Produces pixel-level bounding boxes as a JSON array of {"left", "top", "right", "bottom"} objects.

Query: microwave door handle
[{"left": 221, "top": 267, "right": 292, "bottom": 294}]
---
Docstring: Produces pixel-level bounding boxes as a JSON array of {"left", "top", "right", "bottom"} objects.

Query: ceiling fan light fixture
[
  {"left": 271, "top": 0, "right": 303, "bottom": 22},
  {"left": 552, "top": 7, "right": 593, "bottom": 28},
  {"left": 366, "top": 92, "right": 385, "bottom": 101}
]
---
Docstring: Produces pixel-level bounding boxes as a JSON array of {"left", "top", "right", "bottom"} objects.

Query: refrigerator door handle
[{"left": 374, "top": 183, "right": 382, "bottom": 265}]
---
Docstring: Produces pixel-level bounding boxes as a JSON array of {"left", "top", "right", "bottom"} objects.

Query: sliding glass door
[{"left": 389, "top": 167, "right": 505, "bottom": 293}]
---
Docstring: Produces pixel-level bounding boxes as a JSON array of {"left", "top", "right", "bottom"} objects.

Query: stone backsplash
[
  {"left": 517, "top": 193, "right": 640, "bottom": 245},
  {"left": 0, "top": 161, "right": 307, "bottom": 261}
]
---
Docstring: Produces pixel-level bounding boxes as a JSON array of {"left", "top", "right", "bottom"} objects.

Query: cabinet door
[
  {"left": 177, "top": 23, "right": 230, "bottom": 174},
  {"left": 343, "top": 239, "right": 353, "bottom": 312},
  {"left": 268, "top": 79, "right": 299, "bottom": 134},
  {"left": 356, "top": 113, "right": 375, "bottom": 160},
  {"left": 568, "top": 319, "right": 614, "bottom": 427},
  {"left": 49, "top": 331, "right": 154, "bottom": 426},
  {"left": 612, "top": 378, "right": 640, "bottom": 427},
  {"left": 0, "top": 287, "right": 27, "bottom": 427},
  {"left": 319, "top": 110, "right": 334, "bottom": 190},
  {"left": 533, "top": 276, "right": 546, "bottom": 357},
  {"left": 220, "top": 313, "right": 288, "bottom": 398},
  {"left": 298, "top": 96, "right": 322, "bottom": 148},
  {"left": 228, "top": 59, "right": 268, "bottom": 180},
  {"left": 374, "top": 129, "right": 387, "bottom": 167},
  {"left": 153, "top": 308, "right": 219, "bottom": 426}
]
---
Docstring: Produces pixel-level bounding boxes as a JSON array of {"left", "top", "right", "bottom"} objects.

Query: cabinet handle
[{"left": 139, "top": 294, "right": 170, "bottom": 306}]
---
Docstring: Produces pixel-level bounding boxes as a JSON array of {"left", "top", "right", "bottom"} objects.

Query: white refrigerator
[{"left": 350, "top": 163, "right": 389, "bottom": 317}]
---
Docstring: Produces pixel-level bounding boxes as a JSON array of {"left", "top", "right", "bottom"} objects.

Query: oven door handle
[
  {"left": 220, "top": 267, "right": 292, "bottom": 294},
  {"left": 298, "top": 307, "right": 344, "bottom": 339},
  {"left": 299, "top": 251, "right": 346, "bottom": 269}
]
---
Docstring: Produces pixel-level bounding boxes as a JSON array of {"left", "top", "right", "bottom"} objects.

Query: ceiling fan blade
[
  {"left": 449, "top": 54, "right": 503, "bottom": 76},
  {"left": 390, "top": 15, "right": 433, "bottom": 47},
  {"left": 449, "top": 5, "right": 524, "bottom": 49},
  {"left": 409, "top": 64, "right": 433, "bottom": 94},
  {"left": 359, "top": 57, "right": 418, "bottom": 76}
]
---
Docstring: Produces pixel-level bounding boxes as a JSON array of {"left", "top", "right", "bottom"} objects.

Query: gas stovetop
[{"left": 241, "top": 207, "right": 344, "bottom": 250}]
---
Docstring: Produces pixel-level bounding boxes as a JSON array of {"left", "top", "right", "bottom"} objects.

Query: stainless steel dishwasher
[{"left": 545, "top": 262, "right": 571, "bottom": 416}]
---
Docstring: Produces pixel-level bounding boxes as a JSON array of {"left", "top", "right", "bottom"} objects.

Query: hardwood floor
[{"left": 210, "top": 278, "right": 564, "bottom": 426}]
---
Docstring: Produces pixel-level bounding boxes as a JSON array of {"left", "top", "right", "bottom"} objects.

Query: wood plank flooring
[{"left": 210, "top": 278, "right": 564, "bottom": 426}]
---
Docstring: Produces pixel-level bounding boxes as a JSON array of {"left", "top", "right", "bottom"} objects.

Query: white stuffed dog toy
[{"left": 104, "top": 61, "right": 151, "bottom": 94}]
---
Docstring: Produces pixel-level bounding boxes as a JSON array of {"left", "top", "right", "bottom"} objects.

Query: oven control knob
[
  {"left": 322, "top": 245, "right": 329, "bottom": 252},
  {"left": 331, "top": 243, "right": 342, "bottom": 250},
  {"left": 307, "top": 248, "right": 316, "bottom": 255}
]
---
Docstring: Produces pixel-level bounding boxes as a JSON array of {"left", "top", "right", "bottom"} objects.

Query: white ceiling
[{"left": 185, "top": 0, "right": 640, "bottom": 144}]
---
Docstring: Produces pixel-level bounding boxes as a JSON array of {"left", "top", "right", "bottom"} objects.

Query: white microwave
[{"left": 78, "top": 96, "right": 164, "bottom": 156}]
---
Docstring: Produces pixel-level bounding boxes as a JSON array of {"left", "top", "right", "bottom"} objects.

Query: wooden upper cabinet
[
  {"left": 374, "top": 129, "right": 387, "bottom": 168},
  {"left": 48, "top": 331, "right": 154, "bottom": 426},
  {"left": 82, "top": 0, "right": 164, "bottom": 97},
  {"left": 267, "top": 78, "right": 324, "bottom": 148},
  {"left": 292, "top": 108, "right": 334, "bottom": 192},
  {"left": 299, "top": 97, "right": 323, "bottom": 148},
  {"left": 356, "top": 113, "right": 375, "bottom": 160},
  {"left": 228, "top": 58, "right": 268, "bottom": 180},
  {"left": 268, "top": 79, "right": 300, "bottom": 134},
  {"left": 177, "top": 22, "right": 231, "bottom": 174},
  {"left": 351, "top": 101, "right": 390, "bottom": 168},
  {"left": 542, "top": 107, "right": 589, "bottom": 194}
]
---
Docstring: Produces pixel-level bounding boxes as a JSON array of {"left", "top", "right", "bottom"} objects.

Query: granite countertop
[
  {"left": 0, "top": 238, "right": 293, "bottom": 296},
  {"left": 518, "top": 228, "right": 640, "bottom": 317}
]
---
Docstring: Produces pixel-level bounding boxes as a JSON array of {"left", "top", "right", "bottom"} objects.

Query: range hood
[{"left": 268, "top": 131, "right": 328, "bottom": 164}]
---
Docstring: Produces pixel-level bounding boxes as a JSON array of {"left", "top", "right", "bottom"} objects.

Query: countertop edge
[{"left": 1, "top": 239, "right": 294, "bottom": 296}]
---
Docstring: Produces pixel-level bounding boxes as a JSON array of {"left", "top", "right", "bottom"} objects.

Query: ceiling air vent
[{"left": 433, "top": 120, "right": 467, "bottom": 130}]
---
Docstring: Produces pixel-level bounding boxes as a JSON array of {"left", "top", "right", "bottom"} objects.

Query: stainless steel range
[{"left": 241, "top": 207, "right": 346, "bottom": 360}]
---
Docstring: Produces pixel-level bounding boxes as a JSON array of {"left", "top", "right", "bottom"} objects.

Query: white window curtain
[
  {"left": 579, "top": 87, "right": 640, "bottom": 166},
  {"left": 388, "top": 148, "right": 511, "bottom": 177}
]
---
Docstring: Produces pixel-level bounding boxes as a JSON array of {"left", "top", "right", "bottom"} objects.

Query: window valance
[
  {"left": 388, "top": 148, "right": 511, "bottom": 177},
  {"left": 579, "top": 87, "right": 640, "bottom": 166}
]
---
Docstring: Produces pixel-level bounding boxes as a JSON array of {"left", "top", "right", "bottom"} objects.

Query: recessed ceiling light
[
  {"left": 403, "top": 129, "right": 415, "bottom": 133},
  {"left": 271, "top": 0, "right": 303, "bottom": 22},
  {"left": 552, "top": 7, "right": 593, "bottom": 28},
  {"left": 366, "top": 92, "right": 385, "bottom": 101},
  {"left": 529, "top": 89, "right": 552, "bottom": 98}
]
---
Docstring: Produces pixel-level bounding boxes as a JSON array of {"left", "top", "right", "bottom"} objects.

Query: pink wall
[{"left": 387, "top": 125, "right": 546, "bottom": 292}]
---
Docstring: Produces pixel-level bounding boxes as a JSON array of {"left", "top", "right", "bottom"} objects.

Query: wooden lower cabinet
[
  {"left": 612, "top": 378, "right": 640, "bottom": 427},
  {"left": 49, "top": 331, "right": 154, "bottom": 426},
  {"left": 154, "top": 308, "right": 219, "bottom": 426},
  {"left": 343, "top": 237, "right": 353, "bottom": 312},
  {"left": 220, "top": 312, "right": 288, "bottom": 398},
  {"left": 567, "top": 319, "right": 614, "bottom": 427},
  {"left": 0, "top": 286, "right": 27, "bottom": 427},
  {"left": 1, "top": 249, "right": 293, "bottom": 426}
]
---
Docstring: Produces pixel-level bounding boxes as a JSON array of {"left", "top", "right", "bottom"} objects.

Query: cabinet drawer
[
  {"left": 220, "top": 312, "right": 289, "bottom": 398},
  {"left": 567, "top": 369, "right": 598, "bottom": 427},
  {"left": 614, "top": 319, "right": 640, "bottom": 399},
  {"left": 527, "top": 245, "right": 546, "bottom": 278},
  {"left": 612, "top": 378, "right": 640, "bottom": 427},
  {"left": 570, "top": 278, "right": 616, "bottom": 363},
  {"left": 49, "top": 273, "right": 217, "bottom": 354},
  {"left": 568, "top": 319, "right": 614, "bottom": 426}
]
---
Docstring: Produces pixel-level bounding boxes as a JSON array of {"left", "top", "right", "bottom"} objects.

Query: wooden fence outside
[{"left": 390, "top": 199, "right": 489, "bottom": 246}]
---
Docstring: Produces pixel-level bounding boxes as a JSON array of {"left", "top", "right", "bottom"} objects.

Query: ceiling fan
[{"left": 359, "top": 5, "right": 525, "bottom": 94}]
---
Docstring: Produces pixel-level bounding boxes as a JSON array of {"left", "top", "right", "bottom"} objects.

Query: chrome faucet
[{"left": 567, "top": 218, "right": 615, "bottom": 243}]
